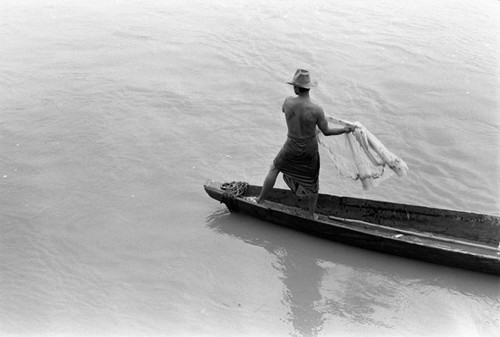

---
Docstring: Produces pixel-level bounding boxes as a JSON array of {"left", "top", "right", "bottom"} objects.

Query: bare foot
[{"left": 245, "top": 196, "right": 258, "bottom": 203}]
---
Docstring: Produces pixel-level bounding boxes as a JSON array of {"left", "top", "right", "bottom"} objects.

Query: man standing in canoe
[{"left": 255, "top": 69, "right": 355, "bottom": 219}]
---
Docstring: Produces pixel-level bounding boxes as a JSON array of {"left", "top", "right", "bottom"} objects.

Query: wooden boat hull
[{"left": 204, "top": 181, "right": 500, "bottom": 275}]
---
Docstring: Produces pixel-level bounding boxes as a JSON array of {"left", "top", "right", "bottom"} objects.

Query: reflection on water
[
  {"left": 206, "top": 208, "right": 500, "bottom": 336},
  {"left": 272, "top": 242, "right": 325, "bottom": 336},
  {"left": 206, "top": 208, "right": 325, "bottom": 336}
]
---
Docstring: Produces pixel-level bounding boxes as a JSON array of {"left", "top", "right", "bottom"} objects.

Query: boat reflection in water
[{"left": 206, "top": 208, "right": 500, "bottom": 336}]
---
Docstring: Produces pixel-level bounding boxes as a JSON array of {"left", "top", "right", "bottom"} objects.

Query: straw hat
[{"left": 287, "top": 69, "right": 317, "bottom": 89}]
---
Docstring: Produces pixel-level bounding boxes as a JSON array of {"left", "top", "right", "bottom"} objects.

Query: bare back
[{"left": 282, "top": 96, "right": 325, "bottom": 139}]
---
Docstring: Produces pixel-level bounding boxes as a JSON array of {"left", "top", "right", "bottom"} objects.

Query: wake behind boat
[{"left": 204, "top": 180, "right": 500, "bottom": 275}]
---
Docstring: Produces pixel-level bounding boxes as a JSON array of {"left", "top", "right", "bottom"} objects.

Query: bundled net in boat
[
  {"left": 318, "top": 115, "right": 408, "bottom": 190},
  {"left": 220, "top": 181, "right": 248, "bottom": 211}
]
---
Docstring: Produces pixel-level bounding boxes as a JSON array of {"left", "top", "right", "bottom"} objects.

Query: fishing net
[
  {"left": 318, "top": 115, "right": 408, "bottom": 190},
  {"left": 220, "top": 181, "right": 248, "bottom": 211}
]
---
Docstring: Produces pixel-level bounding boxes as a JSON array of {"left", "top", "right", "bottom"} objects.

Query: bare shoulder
[
  {"left": 311, "top": 101, "right": 325, "bottom": 116},
  {"left": 283, "top": 96, "right": 295, "bottom": 105},
  {"left": 282, "top": 96, "right": 295, "bottom": 111}
]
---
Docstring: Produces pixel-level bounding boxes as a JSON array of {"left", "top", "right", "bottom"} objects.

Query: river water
[{"left": 0, "top": 0, "right": 499, "bottom": 336}]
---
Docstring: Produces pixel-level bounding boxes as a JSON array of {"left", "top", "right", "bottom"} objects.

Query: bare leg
[
  {"left": 257, "top": 164, "right": 279, "bottom": 203},
  {"left": 307, "top": 192, "right": 319, "bottom": 219}
]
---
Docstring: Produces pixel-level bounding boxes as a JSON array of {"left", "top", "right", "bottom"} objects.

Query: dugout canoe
[{"left": 204, "top": 181, "right": 500, "bottom": 275}]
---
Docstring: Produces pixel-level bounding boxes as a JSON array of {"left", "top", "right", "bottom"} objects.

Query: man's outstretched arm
[{"left": 317, "top": 107, "right": 354, "bottom": 136}]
